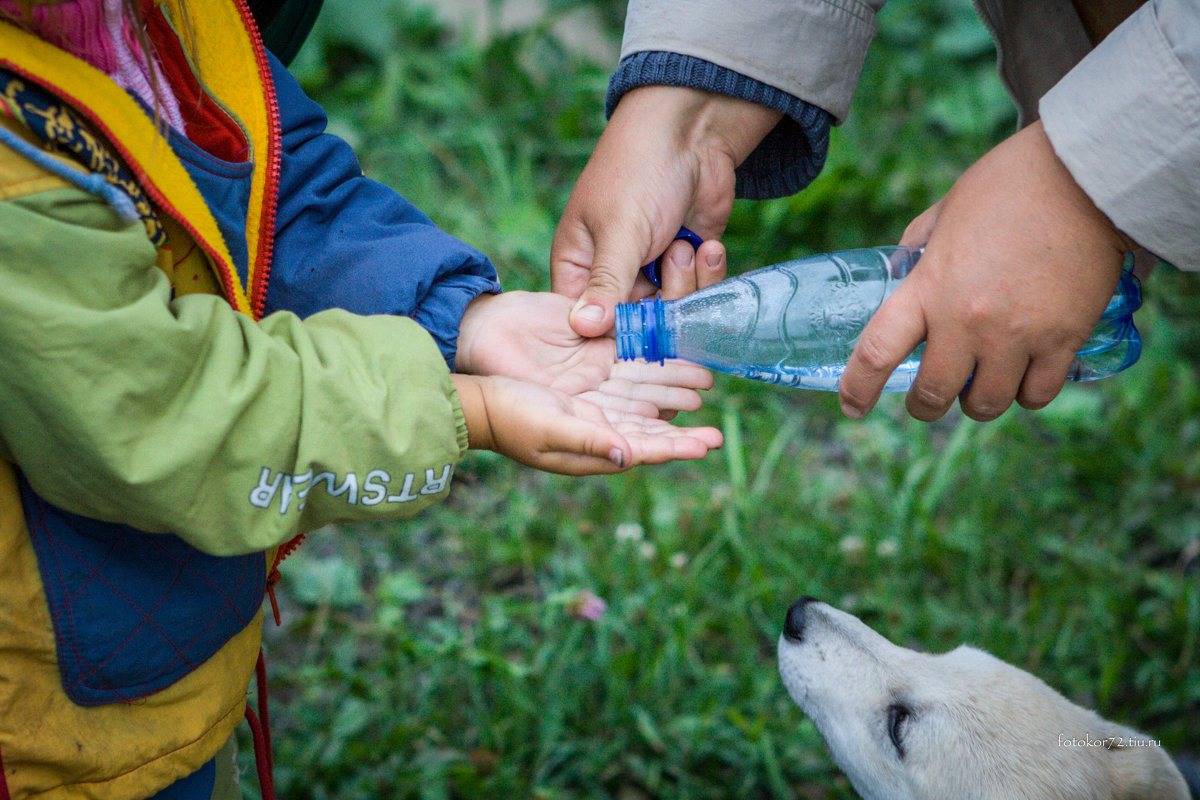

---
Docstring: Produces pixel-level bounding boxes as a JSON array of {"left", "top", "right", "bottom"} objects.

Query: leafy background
[{"left": 243, "top": 1, "right": 1200, "bottom": 797}]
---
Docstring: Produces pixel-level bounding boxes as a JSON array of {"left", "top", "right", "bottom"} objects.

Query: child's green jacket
[{"left": 0, "top": 1, "right": 499, "bottom": 797}]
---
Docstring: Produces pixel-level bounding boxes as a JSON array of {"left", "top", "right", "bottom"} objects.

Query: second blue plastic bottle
[{"left": 616, "top": 246, "right": 1142, "bottom": 392}]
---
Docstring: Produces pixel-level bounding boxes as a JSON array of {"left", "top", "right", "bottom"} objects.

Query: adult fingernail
[
  {"left": 575, "top": 304, "right": 604, "bottom": 322},
  {"left": 609, "top": 448, "right": 626, "bottom": 468},
  {"left": 706, "top": 251, "right": 723, "bottom": 269},
  {"left": 671, "top": 246, "right": 691, "bottom": 267}
]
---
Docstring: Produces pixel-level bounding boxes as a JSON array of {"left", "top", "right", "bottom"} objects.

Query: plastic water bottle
[{"left": 615, "top": 246, "right": 1142, "bottom": 391}]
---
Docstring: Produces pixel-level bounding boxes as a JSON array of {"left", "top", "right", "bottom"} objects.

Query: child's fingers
[
  {"left": 610, "top": 359, "right": 714, "bottom": 390},
  {"left": 600, "top": 407, "right": 721, "bottom": 437},
  {"left": 534, "top": 400, "right": 632, "bottom": 475},
  {"left": 623, "top": 429, "right": 722, "bottom": 463},
  {"left": 535, "top": 402, "right": 722, "bottom": 473},
  {"left": 537, "top": 419, "right": 721, "bottom": 472},
  {"left": 595, "top": 378, "right": 703, "bottom": 414},
  {"left": 604, "top": 415, "right": 724, "bottom": 463},
  {"left": 577, "top": 390, "right": 660, "bottom": 419},
  {"left": 535, "top": 452, "right": 626, "bottom": 476}
]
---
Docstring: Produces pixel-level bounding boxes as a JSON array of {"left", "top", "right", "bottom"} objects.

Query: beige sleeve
[
  {"left": 1040, "top": 0, "right": 1200, "bottom": 271},
  {"left": 619, "top": 0, "right": 886, "bottom": 122}
]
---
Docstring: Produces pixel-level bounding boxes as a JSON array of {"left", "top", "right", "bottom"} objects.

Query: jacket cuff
[
  {"left": 1039, "top": 3, "right": 1200, "bottom": 271},
  {"left": 618, "top": 0, "right": 876, "bottom": 123},
  {"left": 607, "top": 51, "right": 831, "bottom": 199},
  {"left": 413, "top": 276, "right": 502, "bottom": 370},
  {"left": 447, "top": 372, "right": 471, "bottom": 459}
]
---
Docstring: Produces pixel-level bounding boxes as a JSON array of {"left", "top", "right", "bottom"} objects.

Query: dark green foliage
[{"left": 245, "top": 1, "right": 1200, "bottom": 797}]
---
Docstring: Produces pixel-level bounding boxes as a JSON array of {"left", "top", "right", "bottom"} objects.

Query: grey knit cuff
[{"left": 606, "top": 51, "right": 831, "bottom": 200}]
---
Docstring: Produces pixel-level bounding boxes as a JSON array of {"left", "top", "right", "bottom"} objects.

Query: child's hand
[
  {"left": 456, "top": 290, "right": 713, "bottom": 419},
  {"left": 452, "top": 374, "right": 723, "bottom": 476}
]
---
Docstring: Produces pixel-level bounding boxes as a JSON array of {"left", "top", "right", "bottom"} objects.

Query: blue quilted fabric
[{"left": 19, "top": 478, "right": 265, "bottom": 706}]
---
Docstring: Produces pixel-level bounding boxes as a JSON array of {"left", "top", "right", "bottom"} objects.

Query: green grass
[{"left": 243, "top": 1, "right": 1200, "bottom": 797}]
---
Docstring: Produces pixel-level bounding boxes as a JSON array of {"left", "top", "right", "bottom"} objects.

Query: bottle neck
[{"left": 616, "top": 296, "right": 673, "bottom": 364}]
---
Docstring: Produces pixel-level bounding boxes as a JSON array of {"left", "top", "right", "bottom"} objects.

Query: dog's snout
[{"left": 783, "top": 596, "right": 818, "bottom": 642}]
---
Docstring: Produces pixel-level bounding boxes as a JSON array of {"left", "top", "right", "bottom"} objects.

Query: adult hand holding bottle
[
  {"left": 550, "top": 85, "right": 782, "bottom": 332},
  {"left": 839, "top": 121, "right": 1132, "bottom": 422},
  {"left": 557, "top": 101, "right": 1132, "bottom": 422}
]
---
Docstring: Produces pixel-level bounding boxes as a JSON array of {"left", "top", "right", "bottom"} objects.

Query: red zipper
[
  {"left": 10, "top": 5, "right": 295, "bottom": 619},
  {"left": 232, "top": 0, "right": 282, "bottom": 322},
  {"left": 230, "top": 0, "right": 299, "bottom": 626}
]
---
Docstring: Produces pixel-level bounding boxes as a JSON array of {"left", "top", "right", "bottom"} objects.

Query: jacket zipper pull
[
  {"left": 265, "top": 533, "right": 306, "bottom": 626},
  {"left": 265, "top": 569, "right": 283, "bottom": 627}
]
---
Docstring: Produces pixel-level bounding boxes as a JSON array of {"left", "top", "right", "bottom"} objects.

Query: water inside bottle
[{"left": 731, "top": 353, "right": 923, "bottom": 391}]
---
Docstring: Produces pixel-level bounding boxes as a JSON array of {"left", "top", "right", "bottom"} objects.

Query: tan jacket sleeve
[
  {"left": 0, "top": 185, "right": 469, "bottom": 556},
  {"left": 619, "top": 0, "right": 886, "bottom": 123},
  {"left": 1040, "top": 0, "right": 1200, "bottom": 271}
]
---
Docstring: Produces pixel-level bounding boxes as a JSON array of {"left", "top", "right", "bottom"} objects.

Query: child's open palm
[
  {"left": 452, "top": 374, "right": 723, "bottom": 475},
  {"left": 455, "top": 290, "right": 712, "bottom": 419}
]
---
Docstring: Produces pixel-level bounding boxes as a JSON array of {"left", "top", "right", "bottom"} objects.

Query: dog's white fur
[{"left": 777, "top": 599, "right": 1189, "bottom": 800}]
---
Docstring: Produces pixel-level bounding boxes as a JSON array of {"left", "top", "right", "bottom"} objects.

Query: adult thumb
[{"left": 568, "top": 244, "right": 644, "bottom": 338}]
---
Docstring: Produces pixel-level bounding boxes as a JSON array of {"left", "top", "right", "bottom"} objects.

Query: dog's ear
[{"left": 1105, "top": 735, "right": 1191, "bottom": 800}]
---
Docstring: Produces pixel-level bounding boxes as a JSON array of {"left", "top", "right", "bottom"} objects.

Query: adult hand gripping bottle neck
[{"left": 618, "top": 228, "right": 1142, "bottom": 392}]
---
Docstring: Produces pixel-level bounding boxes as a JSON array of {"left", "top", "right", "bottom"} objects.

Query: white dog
[{"left": 777, "top": 597, "right": 1195, "bottom": 800}]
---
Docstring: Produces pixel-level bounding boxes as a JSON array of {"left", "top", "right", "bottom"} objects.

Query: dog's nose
[{"left": 783, "top": 596, "right": 818, "bottom": 642}]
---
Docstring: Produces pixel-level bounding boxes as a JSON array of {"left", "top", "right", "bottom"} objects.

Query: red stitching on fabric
[
  {"left": 33, "top": 503, "right": 197, "bottom": 698},
  {"left": 60, "top": 533, "right": 117, "bottom": 605},
  {"left": 136, "top": 539, "right": 244, "bottom": 657},
  {"left": 25, "top": 494, "right": 126, "bottom": 699},
  {"left": 27, "top": 486, "right": 263, "bottom": 702},
  {"left": 146, "top": 535, "right": 255, "bottom": 625},
  {"left": 171, "top": 239, "right": 198, "bottom": 267},
  {"left": 47, "top": 525, "right": 196, "bottom": 684},
  {"left": 144, "top": 541, "right": 261, "bottom": 666},
  {"left": 67, "top": 559, "right": 199, "bottom": 695},
  {"left": 70, "top": 581, "right": 196, "bottom": 694},
  {"left": 24, "top": 493, "right": 115, "bottom": 698}
]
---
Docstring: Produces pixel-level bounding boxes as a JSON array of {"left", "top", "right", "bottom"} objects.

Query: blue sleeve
[
  {"left": 264, "top": 54, "right": 501, "bottom": 367},
  {"left": 606, "top": 51, "right": 831, "bottom": 200}
]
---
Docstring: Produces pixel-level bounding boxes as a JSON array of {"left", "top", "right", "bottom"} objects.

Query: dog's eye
[{"left": 887, "top": 704, "right": 909, "bottom": 758}]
